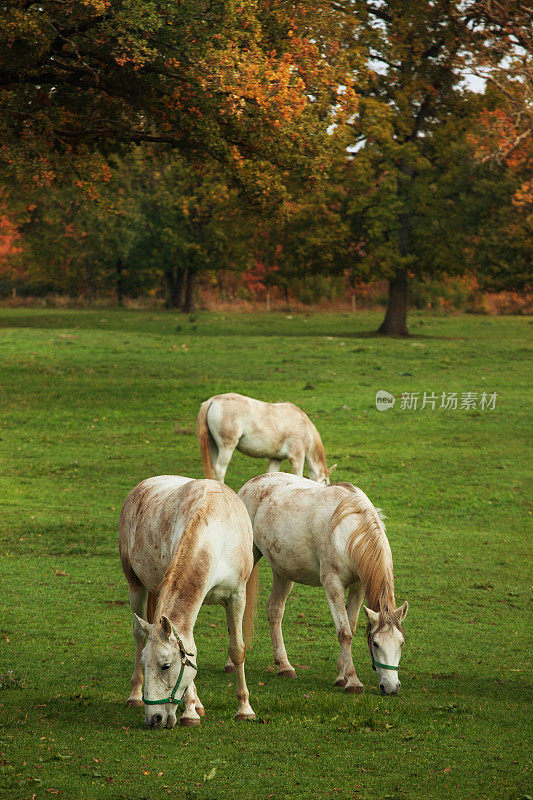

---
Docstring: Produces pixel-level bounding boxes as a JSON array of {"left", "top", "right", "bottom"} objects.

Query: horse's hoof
[
  {"left": 180, "top": 717, "right": 201, "bottom": 727},
  {"left": 345, "top": 684, "right": 364, "bottom": 694},
  {"left": 334, "top": 678, "right": 348, "bottom": 688},
  {"left": 126, "top": 698, "right": 143, "bottom": 707},
  {"left": 196, "top": 706, "right": 206, "bottom": 717},
  {"left": 235, "top": 713, "right": 256, "bottom": 721},
  {"left": 224, "top": 664, "right": 236, "bottom": 674},
  {"left": 278, "top": 669, "right": 297, "bottom": 679}
]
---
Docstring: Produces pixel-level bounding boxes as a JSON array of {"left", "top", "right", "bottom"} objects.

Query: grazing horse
[
  {"left": 119, "top": 476, "right": 257, "bottom": 728},
  {"left": 197, "top": 392, "right": 336, "bottom": 484},
  {"left": 237, "top": 473, "right": 408, "bottom": 696}
]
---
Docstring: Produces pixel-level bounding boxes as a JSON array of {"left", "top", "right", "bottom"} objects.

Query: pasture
[{"left": 0, "top": 308, "right": 531, "bottom": 800}]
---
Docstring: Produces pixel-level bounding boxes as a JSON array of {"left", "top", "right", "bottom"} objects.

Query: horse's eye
[
  {"left": 373, "top": 641, "right": 379, "bottom": 649},
  {"left": 161, "top": 663, "right": 171, "bottom": 671}
]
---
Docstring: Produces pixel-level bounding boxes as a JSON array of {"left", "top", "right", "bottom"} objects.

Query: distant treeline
[{"left": 1, "top": 2, "right": 531, "bottom": 334}]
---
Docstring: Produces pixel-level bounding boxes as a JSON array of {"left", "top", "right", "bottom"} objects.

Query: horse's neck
[
  {"left": 335, "top": 494, "right": 396, "bottom": 610},
  {"left": 155, "top": 545, "right": 209, "bottom": 650},
  {"left": 155, "top": 593, "right": 200, "bottom": 653}
]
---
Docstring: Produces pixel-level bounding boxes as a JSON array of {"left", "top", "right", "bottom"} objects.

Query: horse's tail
[
  {"left": 197, "top": 400, "right": 214, "bottom": 479},
  {"left": 146, "top": 591, "right": 158, "bottom": 624},
  {"left": 243, "top": 563, "right": 259, "bottom": 646}
]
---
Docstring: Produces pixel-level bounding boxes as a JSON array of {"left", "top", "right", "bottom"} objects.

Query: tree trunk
[
  {"left": 183, "top": 267, "right": 198, "bottom": 313},
  {"left": 378, "top": 166, "right": 413, "bottom": 337},
  {"left": 378, "top": 267, "right": 409, "bottom": 336},
  {"left": 116, "top": 258, "right": 124, "bottom": 307},
  {"left": 164, "top": 268, "right": 186, "bottom": 309}
]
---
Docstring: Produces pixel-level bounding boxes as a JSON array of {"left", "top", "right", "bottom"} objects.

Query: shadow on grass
[{"left": 0, "top": 311, "right": 448, "bottom": 341}]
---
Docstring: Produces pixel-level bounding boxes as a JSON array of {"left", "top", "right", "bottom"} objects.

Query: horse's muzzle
[{"left": 380, "top": 682, "right": 400, "bottom": 696}]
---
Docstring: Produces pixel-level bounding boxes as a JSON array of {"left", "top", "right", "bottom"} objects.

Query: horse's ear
[
  {"left": 394, "top": 601, "right": 408, "bottom": 622},
  {"left": 327, "top": 464, "right": 338, "bottom": 477},
  {"left": 363, "top": 606, "right": 379, "bottom": 626},
  {"left": 133, "top": 613, "right": 152, "bottom": 636},
  {"left": 160, "top": 615, "right": 173, "bottom": 639}
]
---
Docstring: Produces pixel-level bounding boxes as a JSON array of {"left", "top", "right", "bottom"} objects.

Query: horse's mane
[
  {"left": 156, "top": 484, "right": 213, "bottom": 612},
  {"left": 330, "top": 486, "right": 399, "bottom": 629}
]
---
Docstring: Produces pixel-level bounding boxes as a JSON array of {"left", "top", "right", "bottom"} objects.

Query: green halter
[
  {"left": 371, "top": 652, "right": 399, "bottom": 671},
  {"left": 142, "top": 632, "right": 197, "bottom": 706},
  {"left": 368, "top": 627, "right": 400, "bottom": 672}
]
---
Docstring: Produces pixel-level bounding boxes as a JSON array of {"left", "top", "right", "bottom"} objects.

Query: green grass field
[{"left": 0, "top": 308, "right": 531, "bottom": 800}]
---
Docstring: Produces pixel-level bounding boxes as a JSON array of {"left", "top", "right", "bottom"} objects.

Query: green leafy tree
[
  {"left": 341, "top": 0, "right": 531, "bottom": 335},
  {"left": 128, "top": 150, "right": 255, "bottom": 310}
]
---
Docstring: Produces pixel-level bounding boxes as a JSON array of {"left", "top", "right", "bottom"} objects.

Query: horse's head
[
  {"left": 364, "top": 602, "right": 408, "bottom": 695},
  {"left": 134, "top": 613, "right": 197, "bottom": 729},
  {"left": 312, "top": 463, "right": 338, "bottom": 485}
]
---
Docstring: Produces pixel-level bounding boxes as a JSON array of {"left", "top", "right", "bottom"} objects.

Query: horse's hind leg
[
  {"left": 268, "top": 458, "right": 282, "bottom": 472},
  {"left": 335, "top": 582, "right": 364, "bottom": 690},
  {"left": 212, "top": 444, "right": 235, "bottom": 483},
  {"left": 322, "top": 574, "right": 363, "bottom": 694},
  {"left": 127, "top": 584, "right": 149, "bottom": 707},
  {"left": 268, "top": 571, "right": 296, "bottom": 678},
  {"left": 226, "top": 591, "right": 255, "bottom": 720}
]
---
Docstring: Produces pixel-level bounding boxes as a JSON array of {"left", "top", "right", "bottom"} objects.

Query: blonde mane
[
  {"left": 156, "top": 485, "right": 213, "bottom": 614},
  {"left": 330, "top": 487, "right": 397, "bottom": 620}
]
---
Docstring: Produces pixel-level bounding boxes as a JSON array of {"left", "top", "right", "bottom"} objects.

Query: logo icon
[{"left": 375, "top": 390, "right": 395, "bottom": 411}]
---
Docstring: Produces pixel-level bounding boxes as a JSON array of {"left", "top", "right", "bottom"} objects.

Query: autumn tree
[
  {"left": 0, "top": 2, "right": 357, "bottom": 198},
  {"left": 340, "top": 0, "right": 531, "bottom": 335}
]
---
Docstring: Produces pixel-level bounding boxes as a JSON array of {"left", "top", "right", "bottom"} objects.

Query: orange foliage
[
  {"left": 468, "top": 108, "right": 530, "bottom": 168},
  {"left": 0, "top": 211, "right": 23, "bottom": 281}
]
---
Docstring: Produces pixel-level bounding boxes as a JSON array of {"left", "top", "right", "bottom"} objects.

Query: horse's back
[
  {"left": 206, "top": 393, "right": 308, "bottom": 459},
  {"left": 238, "top": 473, "right": 347, "bottom": 585},
  {"left": 120, "top": 476, "right": 251, "bottom": 593},
  {"left": 239, "top": 472, "right": 344, "bottom": 520}
]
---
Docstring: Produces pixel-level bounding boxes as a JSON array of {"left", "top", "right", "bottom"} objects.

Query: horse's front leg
[
  {"left": 127, "top": 586, "right": 148, "bottom": 706},
  {"left": 193, "top": 682, "right": 205, "bottom": 717},
  {"left": 322, "top": 574, "right": 363, "bottom": 694},
  {"left": 179, "top": 682, "right": 202, "bottom": 727},
  {"left": 267, "top": 571, "right": 296, "bottom": 677},
  {"left": 288, "top": 448, "right": 305, "bottom": 478},
  {"left": 268, "top": 458, "right": 282, "bottom": 472},
  {"left": 334, "top": 582, "right": 364, "bottom": 690},
  {"left": 225, "top": 591, "right": 256, "bottom": 720}
]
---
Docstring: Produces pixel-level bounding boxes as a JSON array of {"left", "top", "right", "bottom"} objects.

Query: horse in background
[
  {"left": 197, "top": 393, "right": 336, "bottom": 484},
  {"left": 237, "top": 473, "right": 408, "bottom": 696},
  {"left": 119, "top": 475, "right": 258, "bottom": 728}
]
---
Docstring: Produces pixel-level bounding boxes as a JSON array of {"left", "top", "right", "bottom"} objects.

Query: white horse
[
  {"left": 237, "top": 473, "right": 408, "bottom": 695},
  {"left": 197, "top": 392, "right": 336, "bottom": 484},
  {"left": 119, "top": 476, "right": 258, "bottom": 728}
]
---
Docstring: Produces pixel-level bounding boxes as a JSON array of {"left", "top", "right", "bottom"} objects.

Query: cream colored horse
[
  {"left": 197, "top": 392, "right": 336, "bottom": 484},
  {"left": 237, "top": 473, "right": 408, "bottom": 695},
  {"left": 119, "top": 476, "right": 257, "bottom": 728}
]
